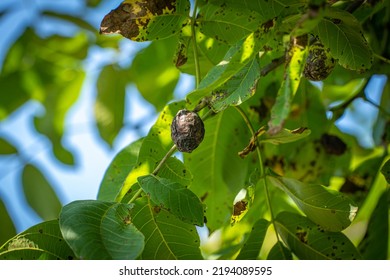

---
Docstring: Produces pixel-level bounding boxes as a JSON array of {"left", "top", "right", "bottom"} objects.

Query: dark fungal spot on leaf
[
  {"left": 233, "top": 200, "right": 248, "bottom": 216},
  {"left": 100, "top": 0, "right": 177, "bottom": 41},
  {"left": 296, "top": 229, "right": 308, "bottom": 244},
  {"left": 332, "top": 18, "right": 342, "bottom": 24},
  {"left": 123, "top": 215, "right": 131, "bottom": 225},
  {"left": 153, "top": 205, "right": 161, "bottom": 214},
  {"left": 304, "top": 41, "right": 336, "bottom": 81},
  {"left": 200, "top": 192, "right": 208, "bottom": 202},
  {"left": 38, "top": 229, "right": 43, "bottom": 234}
]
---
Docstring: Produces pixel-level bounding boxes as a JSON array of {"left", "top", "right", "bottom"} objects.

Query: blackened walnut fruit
[
  {"left": 320, "top": 133, "right": 347, "bottom": 155},
  {"left": 171, "top": 109, "right": 205, "bottom": 153},
  {"left": 303, "top": 42, "right": 336, "bottom": 81}
]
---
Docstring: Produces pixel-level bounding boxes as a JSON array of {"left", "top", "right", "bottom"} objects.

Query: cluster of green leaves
[{"left": 1, "top": 0, "right": 390, "bottom": 260}]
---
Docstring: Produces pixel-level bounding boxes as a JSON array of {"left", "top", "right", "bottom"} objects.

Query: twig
[
  {"left": 191, "top": 0, "right": 201, "bottom": 87},
  {"left": 260, "top": 56, "right": 286, "bottom": 77}
]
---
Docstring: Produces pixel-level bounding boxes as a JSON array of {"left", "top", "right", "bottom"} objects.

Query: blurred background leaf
[
  {"left": 22, "top": 164, "right": 62, "bottom": 221},
  {"left": 0, "top": 198, "right": 16, "bottom": 245}
]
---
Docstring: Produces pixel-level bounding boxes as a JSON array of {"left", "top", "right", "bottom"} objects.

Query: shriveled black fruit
[
  {"left": 320, "top": 133, "right": 347, "bottom": 155},
  {"left": 171, "top": 109, "right": 205, "bottom": 153},
  {"left": 303, "top": 41, "right": 336, "bottom": 81}
]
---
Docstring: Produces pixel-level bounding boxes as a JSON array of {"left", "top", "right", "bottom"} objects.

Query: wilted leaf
[
  {"left": 60, "top": 200, "right": 144, "bottom": 260},
  {"left": 260, "top": 127, "right": 311, "bottom": 145},
  {"left": 138, "top": 175, "right": 204, "bottom": 226},
  {"left": 100, "top": 0, "right": 190, "bottom": 41},
  {"left": 275, "top": 212, "right": 361, "bottom": 259},
  {"left": 0, "top": 220, "right": 75, "bottom": 260},
  {"left": 22, "top": 164, "right": 62, "bottom": 221},
  {"left": 268, "top": 175, "right": 358, "bottom": 231},
  {"left": 239, "top": 127, "right": 310, "bottom": 158}
]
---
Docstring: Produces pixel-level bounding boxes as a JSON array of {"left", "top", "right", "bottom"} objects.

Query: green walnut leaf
[
  {"left": 268, "top": 37, "right": 308, "bottom": 134},
  {"left": 100, "top": 0, "right": 190, "bottom": 42},
  {"left": 210, "top": 57, "right": 261, "bottom": 112},
  {"left": 267, "top": 175, "right": 358, "bottom": 232},
  {"left": 22, "top": 164, "right": 62, "bottom": 221},
  {"left": 381, "top": 159, "right": 390, "bottom": 184},
  {"left": 0, "top": 137, "right": 17, "bottom": 154},
  {"left": 98, "top": 138, "right": 143, "bottom": 201},
  {"left": 358, "top": 190, "right": 389, "bottom": 259},
  {"left": 0, "top": 220, "right": 75, "bottom": 260},
  {"left": 187, "top": 21, "right": 277, "bottom": 107},
  {"left": 132, "top": 197, "right": 203, "bottom": 260},
  {"left": 236, "top": 219, "right": 270, "bottom": 260},
  {"left": 314, "top": 8, "right": 373, "bottom": 71},
  {"left": 138, "top": 175, "right": 204, "bottom": 226},
  {"left": 95, "top": 64, "right": 127, "bottom": 147},
  {"left": 115, "top": 101, "right": 192, "bottom": 202},
  {"left": 275, "top": 212, "right": 361, "bottom": 260},
  {"left": 267, "top": 241, "right": 293, "bottom": 260},
  {"left": 60, "top": 200, "right": 144, "bottom": 260},
  {"left": 197, "top": 2, "right": 262, "bottom": 44},
  {"left": 0, "top": 199, "right": 16, "bottom": 246}
]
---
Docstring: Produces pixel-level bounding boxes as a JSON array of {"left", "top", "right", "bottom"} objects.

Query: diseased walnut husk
[
  {"left": 171, "top": 109, "right": 205, "bottom": 153},
  {"left": 303, "top": 41, "right": 336, "bottom": 81},
  {"left": 320, "top": 133, "right": 347, "bottom": 155}
]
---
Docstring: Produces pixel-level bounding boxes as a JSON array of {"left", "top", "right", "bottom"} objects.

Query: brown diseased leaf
[
  {"left": 99, "top": 0, "right": 176, "bottom": 41},
  {"left": 233, "top": 200, "right": 248, "bottom": 216}
]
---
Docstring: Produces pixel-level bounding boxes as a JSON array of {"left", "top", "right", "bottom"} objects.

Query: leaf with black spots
[
  {"left": 100, "top": 0, "right": 190, "bottom": 42},
  {"left": 138, "top": 175, "right": 204, "bottom": 226},
  {"left": 275, "top": 212, "right": 361, "bottom": 260},
  {"left": 60, "top": 200, "right": 144, "bottom": 260},
  {"left": 0, "top": 220, "right": 75, "bottom": 260},
  {"left": 268, "top": 175, "right": 358, "bottom": 231}
]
